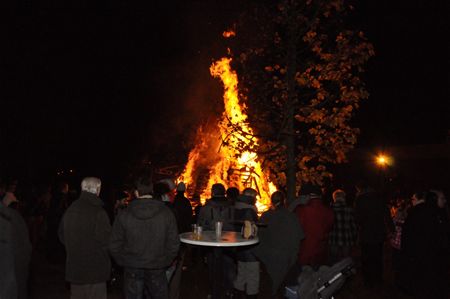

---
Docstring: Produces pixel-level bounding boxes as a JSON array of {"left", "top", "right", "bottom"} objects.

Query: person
[
  {"left": 389, "top": 195, "right": 410, "bottom": 291},
  {"left": 226, "top": 187, "right": 240, "bottom": 205},
  {"left": 256, "top": 190, "right": 304, "bottom": 297},
  {"left": 233, "top": 188, "right": 259, "bottom": 299},
  {"left": 328, "top": 189, "right": 357, "bottom": 264},
  {"left": 46, "top": 181, "right": 69, "bottom": 262},
  {"left": 2, "top": 182, "right": 18, "bottom": 207},
  {"left": 198, "top": 183, "right": 235, "bottom": 299},
  {"left": 401, "top": 191, "right": 446, "bottom": 298},
  {"left": 354, "top": 180, "right": 393, "bottom": 288},
  {"left": 155, "top": 180, "right": 184, "bottom": 299},
  {"left": 109, "top": 176, "right": 180, "bottom": 299},
  {"left": 430, "top": 189, "right": 450, "bottom": 298},
  {"left": 59, "top": 177, "right": 111, "bottom": 299},
  {"left": 173, "top": 182, "right": 193, "bottom": 234},
  {"left": 0, "top": 199, "right": 32, "bottom": 299},
  {"left": 294, "top": 183, "right": 334, "bottom": 268}
]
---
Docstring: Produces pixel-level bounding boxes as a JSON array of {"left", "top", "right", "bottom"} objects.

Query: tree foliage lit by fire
[{"left": 224, "top": 0, "right": 374, "bottom": 201}]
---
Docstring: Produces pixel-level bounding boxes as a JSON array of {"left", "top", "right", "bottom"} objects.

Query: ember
[{"left": 179, "top": 55, "right": 276, "bottom": 213}]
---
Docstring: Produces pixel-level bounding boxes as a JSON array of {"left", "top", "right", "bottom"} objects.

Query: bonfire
[{"left": 179, "top": 54, "right": 276, "bottom": 213}]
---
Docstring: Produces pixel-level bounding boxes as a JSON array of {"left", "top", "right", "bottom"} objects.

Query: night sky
[{"left": 1, "top": 0, "right": 448, "bottom": 183}]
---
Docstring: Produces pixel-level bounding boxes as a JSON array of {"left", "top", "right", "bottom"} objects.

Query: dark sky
[{"left": 1, "top": 0, "right": 448, "bottom": 182}]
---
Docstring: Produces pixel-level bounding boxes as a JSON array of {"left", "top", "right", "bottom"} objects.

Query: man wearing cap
[
  {"left": 59, "top": 177, "right": 111, "bottom": 299},
  {"left": 294, "top": 183, "right": 334, "bottom": 268}
]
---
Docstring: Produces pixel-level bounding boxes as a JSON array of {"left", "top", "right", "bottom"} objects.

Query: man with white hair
[{"left": 59, "top": 177, "right": 111, "bottom": 299}]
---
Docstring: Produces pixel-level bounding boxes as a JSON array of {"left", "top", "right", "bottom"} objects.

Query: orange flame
[
  {"left": 223, "top": 30, "right": 236, "bottom": 38},
  {"left": 179, "top": 57, "right": 276, "bottom": 213}
]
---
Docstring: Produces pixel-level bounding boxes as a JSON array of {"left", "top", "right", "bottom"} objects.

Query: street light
[
  {"left": 375, "top": 153, "right": 392, "bottom": 196},
  {"left": 375, "top": 153, "right": 392, "bottom": 167}
]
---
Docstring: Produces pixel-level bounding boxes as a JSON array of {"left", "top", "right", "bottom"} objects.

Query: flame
[
  {"left": 223, "top": 30, "right": 236, "bottom": 38},
  {"left": 179, "top": 57, "right": 276, "bottom": 213}
]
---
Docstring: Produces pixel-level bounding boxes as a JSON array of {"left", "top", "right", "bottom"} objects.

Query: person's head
[
  {"left": 299, "top": 183, "right": 322, "bottom": 198},
  {"left": 411, "top": 191, "right": 425, "bottom": 206},
  {"left": 271, "top": 191, "right": 285, "bottom": 209},
  {"left": 81, "top": 177, "right": 101, "bottom": 196},
  {"left": 236, "top": 188, "right": 257, "bottom": 206},
  {"left": 57, "top": 181, "right": 69, "bottom": 194},
  {"left": 243, "top": 187, "right": 258, "bottom": 205},
  {"left": 159, "top": 178, "right": 176, "bottom": 202},
  {"left": 176, "top": 182, "right": 186, "bottom": 194},
  {"left": 430, "top": 189, "right": 447, "bottom": 209},
  {"left": 134, "top": 175, "right": 153, "bottom": 197},
  {"left": 211, "top": 183, "right": 226, "bottom": 198},
  {"left": 332, "top": 189, "right": 346, "bottom": 203},
  {"left": 153, "top": 181, "right": 171, "bottom": 202},
  {"left": 226, "top": 187, "right": 239, "bottom": 201}
]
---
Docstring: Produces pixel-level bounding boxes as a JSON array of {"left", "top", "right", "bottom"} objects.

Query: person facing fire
[
  {"left": 109, "top": 176, "right": 179, "bottom": 299},
  {"left": 294, "top": 183, "right": 334, "bottom": 268},
  {"left": 59, "top": 177, "right": 111, "bottom": 299},
  {"left": 173, "top": 182, "right": 193, "bottom": 233},
  {"left": 233, "top": 187, "right": 260, "bottom": 298},
  {"left": 198, "top": 183, "right": 235, "bottom": 299}
]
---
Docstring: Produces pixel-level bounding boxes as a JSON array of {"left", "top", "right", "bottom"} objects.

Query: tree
[{"left": 224, "top": 0, "right": 374, "bottom": 203}]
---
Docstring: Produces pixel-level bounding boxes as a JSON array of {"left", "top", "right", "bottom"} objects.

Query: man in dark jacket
[
  {"left": 173, "top": 182, "right": 193, "bottom": 234},
  {"left": 354, "top": 181, "right": 393, "bottom": 287},
  {"left": 198, "top": 183, "right": 235, "bottom": 299},
  {"left": 0, "top": 200, "right": 32, "bottom": 299},
  {"left": 110, "top": 176, "right": 180, "bottom": 299},
  {"left": 59, "top": 177, "right": 111, "bottom": 299}
]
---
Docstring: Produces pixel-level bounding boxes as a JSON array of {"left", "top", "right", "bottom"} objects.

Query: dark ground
[{"left": 29, "top": 243, "right": 414, "bottom": 299}]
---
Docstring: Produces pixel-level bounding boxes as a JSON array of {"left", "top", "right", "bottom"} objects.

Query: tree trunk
[{"left": 285, "top": 26, "right": 298, "bottom": 206}]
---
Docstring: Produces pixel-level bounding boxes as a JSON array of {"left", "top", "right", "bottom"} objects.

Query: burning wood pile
[{"left": 179, "top": 57, "right": 276, "bottom": 213}]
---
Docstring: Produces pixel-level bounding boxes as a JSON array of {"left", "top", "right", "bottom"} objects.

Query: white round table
[{"left": 179, "top": 231, "right": 259, "bottom": 247}]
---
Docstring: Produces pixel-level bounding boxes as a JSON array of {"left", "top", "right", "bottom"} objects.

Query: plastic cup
[
  {"left": 196, "top": 226, "right": 202, "bottom": 240},
  {"left": 215, "top": 221, "right": 223, "bottom": 239}
]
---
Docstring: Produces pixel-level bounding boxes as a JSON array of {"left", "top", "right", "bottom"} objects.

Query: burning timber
[{"left": 179, "top": 57, "right": 276, "bottom": 213}]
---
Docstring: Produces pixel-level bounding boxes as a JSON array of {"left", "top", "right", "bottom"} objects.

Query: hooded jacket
[
  {"left": 109, "top": 197, "right": 180, "bottom": 269},
  {"left": 59, "top": 191, "right": 111, "bottom": 284}
]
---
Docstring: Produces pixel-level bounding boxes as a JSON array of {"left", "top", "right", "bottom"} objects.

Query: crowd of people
[{"left": 0, "top": 174, "right": 448, "bottom": 299}]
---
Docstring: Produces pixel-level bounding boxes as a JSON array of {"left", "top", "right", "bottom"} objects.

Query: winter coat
[
  {"left": 173, "top": 192, "right": 193, "bottom": 233},
  {"left": 109, "top": 197, "right": 180, "bottom": 269},
  {"left": 295, "top": 198, "right": 334, "bottom": 266},
  {"left": 354, "top": 188, "right": 393, "bottom": 243},
  {"left": 0, "top": 202, "right": 31, "bottom": 299},
  {"left": 254, "top": 207, "right": 304, "bottom": 294},
  {"left": 59, "top": 191, "right": 111, "bottom": 284},
  {"left": 197, "top": 196, "right": 235, "bottom": 231}
]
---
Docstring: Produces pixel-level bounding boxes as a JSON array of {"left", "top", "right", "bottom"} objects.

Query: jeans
[{"left": 124, "top": 267, "right": 169, "bottom": 299}]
